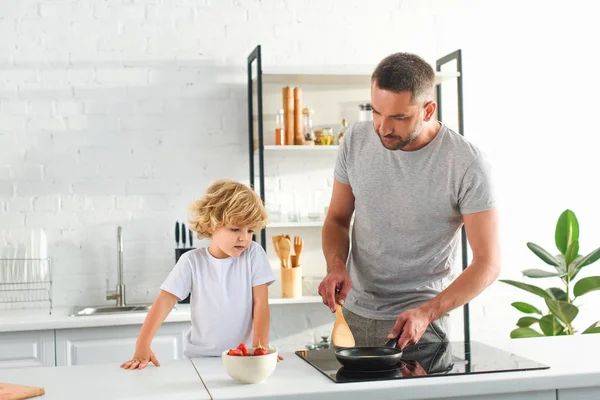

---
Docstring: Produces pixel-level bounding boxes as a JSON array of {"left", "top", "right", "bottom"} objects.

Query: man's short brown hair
[{"left": 371, "top": 52, "right": 435, "bottom": 104}]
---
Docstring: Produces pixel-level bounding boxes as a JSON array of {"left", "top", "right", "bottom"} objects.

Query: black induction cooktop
[{"left": 295, "top": 340, "right": 549, "bottom": 383}]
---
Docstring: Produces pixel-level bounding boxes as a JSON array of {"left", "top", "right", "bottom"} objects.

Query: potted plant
[{"left": 500, "top": 209, "right": 600, "bottom": 337}]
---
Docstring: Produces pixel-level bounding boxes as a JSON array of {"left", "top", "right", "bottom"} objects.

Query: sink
[{"left": 71, "top": 304, "right": 161, "bottom": 316}]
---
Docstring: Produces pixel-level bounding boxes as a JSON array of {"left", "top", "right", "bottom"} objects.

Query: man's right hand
[
  {"left": 120, "top": 347, "right": 160, "bottom": 370},
  {"left": 318, "top": 266, "right": 352, "bottom": 313}
]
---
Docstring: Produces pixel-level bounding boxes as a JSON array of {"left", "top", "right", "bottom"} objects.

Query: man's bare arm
[
  {"left": 322, "top": 179, "right": 355, "bottom": 273},
  {"left": 421, "top": 208, "right": 502, "bottom": 321}
]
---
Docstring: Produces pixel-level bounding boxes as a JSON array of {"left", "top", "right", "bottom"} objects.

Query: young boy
[{"left": 121, "top": 179, "right": 275, "bottom": 370}]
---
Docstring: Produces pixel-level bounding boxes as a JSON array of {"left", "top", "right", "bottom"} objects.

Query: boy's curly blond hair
[{"left": 188, "top": 179, "right": 268, "bottom": 239}]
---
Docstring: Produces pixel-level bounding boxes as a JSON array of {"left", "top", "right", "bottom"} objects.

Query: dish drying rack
[{"left": 0, "top": 258, "right": 53, "bottom": 314}]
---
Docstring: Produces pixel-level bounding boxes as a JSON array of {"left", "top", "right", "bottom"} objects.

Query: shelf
[
  {"left": 254, "top": 66, "right": 460, "bottom": 86},
  {"left": 268, "top": 220, "right": 324, "bottom": 228},
  {"left": 256, "top": 145, "right": 339, "bottom": 153},
  {"left": 268, "top": 296, "right": 322, "bottom": 305}
]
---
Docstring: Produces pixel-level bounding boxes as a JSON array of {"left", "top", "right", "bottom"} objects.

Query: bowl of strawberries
[{"left": 221, "top": 343, "right": 278, "bottom": 384}]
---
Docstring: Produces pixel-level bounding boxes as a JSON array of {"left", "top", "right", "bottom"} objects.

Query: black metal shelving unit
[
  {"left": 247, "top": 45, "right": 470, "bottom": 343},
  {"left": 436, "top": 50, "right": 471, "bottom": 351},
  {"left": 247, "top": 45, "right": 266, "bottom": 251}
]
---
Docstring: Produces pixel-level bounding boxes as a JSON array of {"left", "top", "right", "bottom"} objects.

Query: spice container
[
  {"left": 302, "top": 107, "right": 315, "bottom": 145},
  {"left": 358, "top": 103, "right": 372, "bottom": 122},
  {"left": 293, "top": 87, "right": 303, "bottom": 145},
  {"left": 283, "top": 87, "right": 294, "bottom": 145}
]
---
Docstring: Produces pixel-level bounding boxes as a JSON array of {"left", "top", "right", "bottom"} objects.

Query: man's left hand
[{"left": 387, "top": 307, "right": 432, "bottom": 350}]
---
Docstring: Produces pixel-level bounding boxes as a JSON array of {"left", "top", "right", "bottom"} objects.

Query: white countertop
[
  {"left": 0, "top": 297, "right": 322, "bottom": 332},
  {"left": 191, "top": 335, "right": 600, "bottom": 400},
  {"left": 0, "top": 336, "right": 598, "bottom": 399},
  {"left": 0, "top": 359, "right": 209, "bottom": 400},
  {"left": 0, "top": 305, "right": 193, "bottom": 332}
]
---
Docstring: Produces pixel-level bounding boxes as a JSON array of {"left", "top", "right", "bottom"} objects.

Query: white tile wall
[{"left": 1, "top": 0, "right": 600, "bottom": 346}]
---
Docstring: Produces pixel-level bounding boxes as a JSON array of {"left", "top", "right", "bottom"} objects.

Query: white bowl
[{"left": 221, "top": 347, "right": 278, "bottom": 384}]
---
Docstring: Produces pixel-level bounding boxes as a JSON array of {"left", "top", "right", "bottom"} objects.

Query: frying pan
[{"left": 334, "top": 333, "right": 402, "bottom": 371}]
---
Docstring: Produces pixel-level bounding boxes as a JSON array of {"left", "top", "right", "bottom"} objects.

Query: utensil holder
[
  {"left": 175, "top": 248, "right": 195, "bottom": 304},
  {"left": 281, "top": 265, "right": 302, "bottom": 298},
  {"left": 175, "top": 248, "right": 195, "bottom": 263}
]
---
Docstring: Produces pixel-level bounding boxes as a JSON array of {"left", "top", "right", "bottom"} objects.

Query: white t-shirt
[{"left": 160, "top": 241, "right": 275, "bottom": 357}]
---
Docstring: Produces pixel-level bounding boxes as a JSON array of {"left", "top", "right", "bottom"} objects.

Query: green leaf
[
  {"left": 510, "top": 327, "right": 544, "bottom": 338},
  {"left": 511, "top": 302, "right": 542, "bottom": 315},
  {"left": 573, "top": 276, "right": 600, "bottom": 297},
  {"left": 538, "top": 315, "right": 564, "bottom": 336},
  {"left": 571, "top": 247, "right": 600, "bottom": 270},
  {"left": 500, "top": 280, "right": 552, "bottom": 300},
  {"left": 545, "top": 298, "right": 579, "bottom": 325},
  {"left": 582, "top": 321, "right": 600, "bottom": 334},
  {"left": 555, "top": 209, "right": 579, "bottom": 256},
  {"left": 565, "top": 240, "right": 580, "bottom": 267},
  {"left": 521, "top": 269, "right": 561, "bottom": 278},
  {"left": 554, "top": 254, "right": 567, "bottom": 274},
  {"left": 526, "top": 242, "right": 560, "bottom": 266},
  {"left": 517, "top": 316, "right": 540, "bottom": 327},
  {"left": 546, "top": 287, "right": 567, "bottom": 301}
]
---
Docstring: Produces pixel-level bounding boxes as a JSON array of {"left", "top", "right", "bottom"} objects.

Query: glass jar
[
  {"left": 358, "top": 103, "right": 372, "bottom": 122},
  {"left": 322, "top": 127, "right": 334, "bottom": 145},
  {"left": 313, "top": 129, "right": 323, "bottom": 145}
]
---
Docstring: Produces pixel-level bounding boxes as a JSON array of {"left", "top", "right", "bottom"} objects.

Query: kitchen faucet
[{"left": 106, "top": 226, "right": 126, "bottom": 307}]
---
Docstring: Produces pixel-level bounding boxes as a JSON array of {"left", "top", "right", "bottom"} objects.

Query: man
[{"left": 318, "top": 52, "right": 501, "bottom": 350}]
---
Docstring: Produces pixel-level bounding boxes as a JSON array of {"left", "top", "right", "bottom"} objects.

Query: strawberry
[
  {"left": 253, "top": 348, "right": 268, "bottom": 356},
  {"left": 237, "top": 343, "right": 249, "bottom": 356},
  {"left": 227, "top": 348, "right": 243, "bottom": 356},
  {"left": 253, "top": 343, "right": 268, "bottom": 356}
]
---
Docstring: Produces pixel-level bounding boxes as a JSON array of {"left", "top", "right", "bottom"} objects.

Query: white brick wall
[{"left": 1, "top": 0, "right": 600, "bottom": 347}]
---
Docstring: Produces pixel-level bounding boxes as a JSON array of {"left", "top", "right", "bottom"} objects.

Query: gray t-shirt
[{"left": 334, "top": 121, "right": 496, "bottom": 320}]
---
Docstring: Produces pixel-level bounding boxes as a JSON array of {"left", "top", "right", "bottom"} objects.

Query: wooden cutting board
[{"left": 0, "top": 383, "right": 45, "bottom": 400}]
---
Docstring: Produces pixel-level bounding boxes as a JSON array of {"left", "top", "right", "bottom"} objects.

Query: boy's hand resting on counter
[{"left": 120, "top": 348, "right": 161, "bottom": 370}]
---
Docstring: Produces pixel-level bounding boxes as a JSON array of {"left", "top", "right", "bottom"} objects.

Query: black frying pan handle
[{"left": 385, "top": 332, "right": 402, "bottom": 348}]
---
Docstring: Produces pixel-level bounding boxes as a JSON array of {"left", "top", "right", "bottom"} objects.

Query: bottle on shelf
[
  {"left": 275, "top": 109, "right": 285, "bottom": 145},
  {"left": 337, "top": 119, "right": 348, "bottom": 145}
]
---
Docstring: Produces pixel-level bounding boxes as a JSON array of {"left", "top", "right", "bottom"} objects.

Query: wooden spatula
[
  {"left": 278, "top": 237, "right": 292, "bottom": 268},
  {"left": 0, "top": 382, "right": 45, "bottom": 400},
  {"left": 332, "top": 304, "right": 355, "bottom": 348},
  {"left": 293, "top": 236, "right": 303, "bottom": 266},
  {"left": 271, "top": 235, "right": 283, "bottom": 263}
]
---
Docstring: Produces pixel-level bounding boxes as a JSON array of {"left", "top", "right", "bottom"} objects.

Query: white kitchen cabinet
[
  {"left": 442, "top": 390, "right": 556, "bottom": 400},
  {"left": 557, "top": 387, "right": 600, "bottom": 400},
  {"left": 55, "top": 322, "right": 190, "bottom": 366},
  {"left": 0, "top": 330, "right": 55, "bottom": 369}
]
